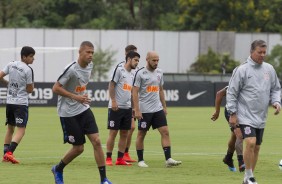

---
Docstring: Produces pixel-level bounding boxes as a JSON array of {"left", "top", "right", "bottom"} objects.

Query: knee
[
  {"left": 74, "top": 145, "right": 84, "bottom": 155},
  {"left": 92, "top": 137, "right": 102, "bottom": 147}
]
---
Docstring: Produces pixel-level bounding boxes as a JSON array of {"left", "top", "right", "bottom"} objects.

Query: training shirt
[
  {"left": 133, "top": 67, "right": 164, "bottom": 113},
  {"left": 2, "top": 60, "right": 34, "bottom": 106},
  {"left": 226, "top": 56, "right": 281, "bottom": 129},
  {"left": 108, "top": 65, "right": 134, "bottom": 109},
  {"left": 56, "top": 61, "right": 92, "bottom": 117}
]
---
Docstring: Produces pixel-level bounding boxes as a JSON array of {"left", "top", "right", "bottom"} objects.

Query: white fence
[{"left": 0, "top": 29, "right": 282, "bottom": 82}]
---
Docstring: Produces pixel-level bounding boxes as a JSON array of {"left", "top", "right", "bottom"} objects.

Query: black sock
[
  {"left": 117, "top": 151, "right": 124, "bottom": 159},
  {"left": 9, "top": 142, "right": 18, "bottom": 153},
  {"left": 3, "top": 144, "right": 9, "bottom": 155},
  {"left": 163, "top": 146, "right": 171, "bottom": 160},
  {"left": 136, "top": 149, "right": 144, "bottom": 162},
  {"left": 106, "top": 152, "right": 112, "bottom": 158},
  {"left": 55, "top": 160, "right": 66, "bottom": 172},
  {"left": 226, "top": 151, "right": 233, "bottom": 159},
  {"left": 125, "top": 147, "right": 129, "bottom": 153},
  {"left": 237, "top": 155, "right": 243, "bottom": 161},
  {"left": 98, "top": 166, "right": 106, "bottom": 182}
]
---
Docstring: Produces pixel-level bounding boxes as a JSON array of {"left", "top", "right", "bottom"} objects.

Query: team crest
[
  {"left": 68, "top": 135, "right": 75, "bottom": 143},
  {"left": 264, "top": 72, "right": 270, "bottom": 81},
  {"left": 141, "top": 121, "right": 147, "bottom": 129},
  {"left": 244, "top": 126, "right": 251, "bottom": 135},
  {"left": 109, "top": 120, "right": 115, "bottom": 127},
  {"left": 16, "top": 117, "right": 23, "bottom": 124}
]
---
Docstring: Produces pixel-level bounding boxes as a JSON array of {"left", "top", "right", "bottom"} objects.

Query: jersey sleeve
[
  {"left": 2, "top": 62, "right": 12, "bottom": 75},
  {"left": 111, "top": 66, "right": 121, "bottom": 83},
  {"left": 26, "top": 66, "right": 34, "bottom": 84},
  {"left": 133, "top": 71, "right": 142, "bottom": 87}
]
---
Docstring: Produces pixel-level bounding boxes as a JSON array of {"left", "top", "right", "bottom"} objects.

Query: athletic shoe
[
  {"left": 2, "top": 156, "right": 9, "bottom": 163},
  {"left": 123, "top": 152, "right": 136, "bottom": 162},
  {"left": 238, "top": 160, "right": 245, "bottom": 172},
  {"left": 3, "top": 152, "right": 19, "bottom": 164},
  {"left": 101, "top": 178, "right": 112, "bottom": 184},
  {"left": 223, "top": 156, "right": 236, "bottom": 172},
  {"left": 138, "top": 161, "right": 149, "bottom": 168},
  {"left": 242, "top": 177, "right": 258, "bottom": 184},
  {"left": 115, "top": 158, "right": 132, "bottom": 166},
  {"left": 165, "top": 158, "right": 182, "bottom": 167},
  {"left": 51, "top": 165, "right": 64, "bottom": 184},
  {"left": 106, "top": 157, "right": 113, "bottom": 166}
]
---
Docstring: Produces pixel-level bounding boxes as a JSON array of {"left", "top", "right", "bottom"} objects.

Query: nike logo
[{"left": 187, "top": 91, "right": 207, "bottom": 100}]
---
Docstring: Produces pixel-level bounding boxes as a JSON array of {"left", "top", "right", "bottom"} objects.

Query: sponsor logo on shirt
[
  {"left": 75, "top": 85, "right": 86, "bottom": 93},
  {"left": 146, "top": 85, "right": 159, "bottom": 92},
  {"left": 123, "top": 83, "right": 132, "bottom": 91}
]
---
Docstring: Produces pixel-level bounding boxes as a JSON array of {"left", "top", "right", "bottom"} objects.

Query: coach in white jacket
[{"left": 226, "top": 40, "right": 281, "bottom": 184}]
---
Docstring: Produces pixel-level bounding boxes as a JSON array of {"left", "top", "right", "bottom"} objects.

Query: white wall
[{"left": 0, "top": 29, "right": 281, "bottom": 82}]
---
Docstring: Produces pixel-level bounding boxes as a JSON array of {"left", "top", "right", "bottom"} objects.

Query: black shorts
[
  {"left": 60, "top": 108, "right": 98, "bottom": 145},
  {"left": 138, "top": 110, "right": 167, "bottom": 131},
  {"left": 108, "top": 108, "right": 132, "bottom": 130},
  {"left": 239, "top": 124, "right": 264, "bottom": 145},
  {"left": 6, "top": 104, "right": 29, "bottom": 128}
]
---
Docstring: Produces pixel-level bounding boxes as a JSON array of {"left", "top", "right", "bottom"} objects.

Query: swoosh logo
[{"left": 187, "top": 91, "right": 207, "bottom": 100}]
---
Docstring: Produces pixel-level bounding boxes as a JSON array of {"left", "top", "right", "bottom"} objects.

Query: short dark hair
[
  {"left": 250, "top": 40, "right": 267, "bottom": 52},
  {"left": 125, "top": 45, "right": 137, "bottom": 54},
  {"left": 126, "top": 51, "right": 140, "bottom": 62},
  {"left": 21, "top": 46, "right": 35, "bottom": 59},
  {"left": 80, "top": 41, "right": 94, "bottom": 48}
]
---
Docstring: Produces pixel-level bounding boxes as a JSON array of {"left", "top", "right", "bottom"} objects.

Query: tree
[
  {"left": 189, "top": 48, "right": 240, "bottom": 74},
  {"left": 266, "top": 44, "right": 282, "bottom": 79},
  {"left": 91, "top": 47, "right": 117, "bottom": 82}
]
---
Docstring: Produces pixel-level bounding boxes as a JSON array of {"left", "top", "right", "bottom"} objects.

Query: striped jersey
[
  {"left": 56, "top": 61, "right": 92, "bottom": 117},
  {"left": 2, "top": 60, "right": 34, "bottom": 106},
  {"left": 133, "top": 67, "right": 164, "bottom": 113},
  {"left": 108, "top": 64, "right": 134, "bottom": 109}
]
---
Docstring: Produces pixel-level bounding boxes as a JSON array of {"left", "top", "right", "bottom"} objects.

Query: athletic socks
[
  {"left": 98, "top": 166, "right": 106, "bottom": 182},
  {"left": 163, "top": 146, "right": 171, "bottom": 160},
  {"left": 117, "top": 151, "right": 124, "bottom": 159},
  {"left": 106, "top": 152, "right": 112, "bottom": 158},
  {"left": 3, "top": 144, "right": 9, "bottom": 155},
  {"left": 136, "top": 149, "right": 144, "bottom": 162},
  {"left": 55, "top": 160, "right": 66, "bottom": 172},
  {"left": 7, "top": 142, "right": 18, "bottom": 153}
]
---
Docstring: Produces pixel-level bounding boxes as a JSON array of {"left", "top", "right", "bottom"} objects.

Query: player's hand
[
  {"left": 229, "top": 114, "right": 237, "bottom": 128},
  {"left": 134, "top": 110, "right": 143, "bottom": 120},
  {"left": 211, "top": 111, "right": 219, "bottom": 121},
  {"left": 111, "top": 100, "right": 118, "bottom": 111},
  {"left": 76, "top": 94, "right": 91, "bottom": 105},
  {"left": 273, "top": 102, "right": 281, "bottom": 115},
  {"left": 163, "top": 108, "right": 168, "bottom": 116}
]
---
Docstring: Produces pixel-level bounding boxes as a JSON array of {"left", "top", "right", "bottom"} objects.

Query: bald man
[{"left": 132, "top": 51, "right": 182, "bottom": 168}]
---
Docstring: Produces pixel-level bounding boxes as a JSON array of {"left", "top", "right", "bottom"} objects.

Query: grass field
[{"left": 0, "top": 107, "right": 282, "bottom": 184}]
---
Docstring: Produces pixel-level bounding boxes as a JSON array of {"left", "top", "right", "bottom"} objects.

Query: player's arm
[
  {"left": 52, "top": 81, "right": 90, "bottom": 105},
  {"left": 109, "top": 81, "right": 118, "bottom": 111},
  {"left": 159, "top": 85, "right": 167, "bottom": 115},
  {"left": 0, "top": 71, "right": 8, "bottom": 87},
  {"left": 132, "top": 86, "right": 142, "bottom": 120},
  {"left": 211, "top": 87, "right": 226, "bottom": 121}
]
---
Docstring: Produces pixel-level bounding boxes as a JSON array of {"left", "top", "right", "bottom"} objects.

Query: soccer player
[
  {"left": 51, "top": 41, "right": 112, "bottom": 184},
  {"left": 105, "top": 51, "right": 140, "bottom": 166},
  {"left": 226, "top": 40, "right": 281, "bottom": 184},
  {"left": 132, "top": 51, "right": 182, "bottom": 168},
  {"left": 211, "top": 86, "right": 245, "bottom": 172},
  {"left": 0, "top": 46, "right": 35, "bottom": 164},
  {"left": 106, "top": 45, "right": 138, "bottom": 164}
]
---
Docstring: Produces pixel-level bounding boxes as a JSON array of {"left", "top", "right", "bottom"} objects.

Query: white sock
[{"left": 244, "top": 169, "right": 253, "bottom": 180}]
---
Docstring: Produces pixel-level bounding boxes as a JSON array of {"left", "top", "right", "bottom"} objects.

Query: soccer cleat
[
  {"left": 106, "top": 157, "right": 113, "bottom": 166},
  {"left": 3, "top": 152, "right": 19, "bottom": 164},
  {"left": 223, "top": 156, "right": 236, "bottom": 172},
  {"left": 138, "top": 161, "right": 149, "bottom": 168},
  {"left": 51, "top": 165, "right": 64, "bottom": 184},
  {"left": 165, "top": 158, "right": 182, "bottom": 167},
  {"left": 101, "top": 178, "right": 112, "bottom": 184},
  {"left": 115, "top": 158, "right": 132, "bottom": 166},
  {"left": 123, "top": 152, "right": 136, "bottom": 162},
  {"left": 2, "top": 156, "right": 9, "bottom": 163},
  {"left": 238, "top": 160, "right": 245, "bottom": 172},
  {"left": 242, "top": 177, "right": 258, "bottom": 184}
]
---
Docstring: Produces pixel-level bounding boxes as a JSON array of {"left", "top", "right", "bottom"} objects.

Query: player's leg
[
  {"left": 223, "top": 131, "right": 236, "bottom": 171},
  {"left": 115, "top": 129, "right": 131, "bottom": 165},
  {"left": 123, "top": 118, "right": 136, "bottom": 162},
  {"left": 3, "top": 124, "right": 14, "bottom": 160},
  {"left": 106, "top": 129, "right": 118, "bottom": 165},
  {"left": 235, "top": 136, "right": 245, "bottom": 172},
  {"left": 136, "top": 129, "right": 148, "bottom": 167}
]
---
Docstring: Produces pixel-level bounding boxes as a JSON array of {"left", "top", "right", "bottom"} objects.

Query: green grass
[{"left": 0, "top": 107, "right": 282, "bottom": 184}]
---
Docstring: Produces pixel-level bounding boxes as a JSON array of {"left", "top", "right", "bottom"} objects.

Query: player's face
[
  {"left": 130, "top": 56, "right": 140, "bottom": 69},
  {"left": 147, "top": 54, "right": 159, "bottom": 70},
  {"left": 23, "top": 54, "right": 35, "bottom": 65},
  {"left": 251, "top": 46, "right": 266, "bottom": 64},
  {"left": 79, "top": 45, "right": 94, "bottom": 66}
]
